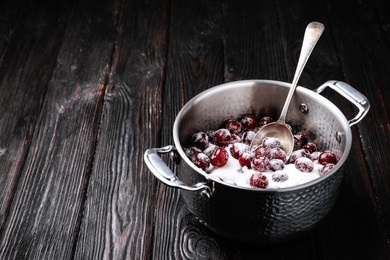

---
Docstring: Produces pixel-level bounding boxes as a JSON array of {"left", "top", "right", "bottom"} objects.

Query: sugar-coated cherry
[
  {"left": 295, "top": 157, "right": 314, "bottom": 172},
  {"left": 320, "top": 163, "right": 335, "bottom": 175},
  {"left": 253, "top": 144, "right": 271, "bottom": 158},
  {"left": 230, "top": 134, "right": 241, "bottom": 144},
  {"left": 293, "top": 133, "right": 307, "bottom": 150},
  {"left": 203, "top": 144, "right": 217, "bottom": 157},
  {"left": 240, "top": 114, "right": 257, "bottom": 131},
  {"left": 214, "top": 129, "right": 231, "bottom": 146},
  {"left": 272, "top": 172, "right": 289, "bottom": 182},
  {"left": 290, "top": 149, "right": 310, "bottom": 163},
  {"left": 192, "top": 131, "right": 209, "bottom": 150},
  {"left": 318, "top": 151, "right": 336, "bottom": 165},
  {"left": 185, "top": 147, "right": 202, "bottom": 160},
  {"left": 210, "top": 147, "right": 229, "bottom": 167},
  {"left": 192, "top": 153, "right": 210, "bottom": 169},
  {"left": 258, "top": 116, "right": 273, "bottom": 127},
  {"left": 242, "top": 130, "right": 255, "bottom": 145},
  {"left": 270, "top": 147, "right": 287, "bottom": 162},
  {"left": 239, "top": 151, "right": 253, "bottom": 168},
  {"left": 263, "top": 137, "right": 281, "bottom": 148},
  {"left": 303, "top": 142, "right": 317, "bottom": 153},
  {"left": 269, "top": 159, "right": 285, "bottom": 171},
  {"left": 310, "top": 151, "right": 321, "bottom": 161},
  {"left": 251, "top": 156, "right": 270, "bottom": 172},
  {"left": 230, "top": 143, "right": 249, "bottom": 159},
  {"left": 249, "top": 173, "right": 269, "bottom": 189},
  {"left": 224, "top": 119, "right": 242, "bottom": 134}
]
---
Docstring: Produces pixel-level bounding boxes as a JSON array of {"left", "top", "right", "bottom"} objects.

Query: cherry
[
  {"left": 290, "top": 149, "right": 310, "bottom": 163},
  {"left": 203, "top": 144, "right": 217, "bottom": 157},
  {"left": 192, "top": 153, "right": 210, "bottom": 169},
  {"left": 303, "top": 142, "right": 317, "bottom": 153},
  {"left": 240, "top": 114, "right": 257, "bottom": 131},
  {"left": 230, "top": 143, "right": 249, "bottom": 159},
  {"left": 258, "top": 116, "right": 273, "bottom": 127},
  {"left": 295, "top": 157, "right": 314, "bottom": 172},
  {"left": 320, "top": 163, "right": 335, "bottom": 175},
  {"left": 310, "top": 151, "right": 321, "bottom": 161},
  {"left": 192, "top": 131, "right": 209, "bottom": 150},
  {"left": 210, "top": 147, "right": 229, "bottom": 167},
  {"left": 185, "top": 147, "right": 202, "bottom": 161},
  {"left": 269, "top": 159, "right": 285, "bottom": 171},
  {"left": 239, "top": 151, "right": 253, "bottom": 168},
  {"left": 253, "top": 144, "right": 271, "bottom": 158},
  {"left": 272, "top": 172, "right": 289, "bottom": 182},
  {"left": 214, "top": 129, "right": 231, "bottom": 146},
  {"left": 224, "top": 119, "right": 242, "bottom": 134},
  {"left": 263, "top": 137, "right": 281, "bottom": 148},
  {"left": 230, "top": 134, "right": 241, "bottom": 144},
  {"left": 249, "top": 173, "right": 269, "bottom": 189},
  {"left": 242, "top": 130, "right": 255, "bottom": 145},
  {"left": 251, "top": 156, "right": 270, "bottom": 172},
  {"left": 293, "top": 133, "right": 307, "bottom": 150},
  {"left": 318, "top": 151, "right": 336, "bottom": 165},
  {"left": 270, "top": 147, "right": 287, "bottom": 162}
]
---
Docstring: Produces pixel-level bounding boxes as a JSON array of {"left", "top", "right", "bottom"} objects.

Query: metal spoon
[{"left": 250, "top": 22, "right": 325, "bottom": 159}]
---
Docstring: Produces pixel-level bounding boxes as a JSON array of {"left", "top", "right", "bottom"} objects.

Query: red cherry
[
  {"left": 290, "top": 149, "right": 310, "bottom": 163},
  {"left": 303, "top": 142, "right": 317, "bottom": 153},
  {"left": 210, "top": 147, "right": 229, "bottom": 167},
  {"left": 270, "top": 147, "right": 287, "bottom": 162},
  {"left": 238, "top": 151, "right": 253, "bottom": 168},
  {"left": 214, "top": 129, "right": 231, "bottom": 146},
  {"left": 250, "top": 173, "right": 269, "bottom": 188},
  {"left": 258, "top": 116, "right": 274, "bottom": 127},
  {"left": 320, "top": 163, "right": 335, "bottom": 175},
  {"left": 192, "top": 153, "right": 210, "bottom": 169},
  {"left": 224, "top": 119, "right": 242, "bottom": 134},
  {"left": 253, "top": 144, "right": 271, "bottom": 158},
  {"left": 294, "top": 157, "right": 314, "bottom": 172},
  {"left": 230, "top": 143, "right": 249, "bottom": 159},
  {"left": 192, "top": 131, "right": 209, "bottom": 150},
  {"left": 251, "top": 156, "right": 270, "bottom": 172},
  {"left": 240, "top": 114, "right": 257, "bottom": 131},
  {"left": 318, "top": 151, "right": 337, "bottom": 165}
]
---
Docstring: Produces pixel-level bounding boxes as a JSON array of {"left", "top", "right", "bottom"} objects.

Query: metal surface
[
  {"left": 251, "top": 22, "right": 325, "bottom": 158},
  {"left": 144, "top": 79, "right": 370, "bottom": 243}
]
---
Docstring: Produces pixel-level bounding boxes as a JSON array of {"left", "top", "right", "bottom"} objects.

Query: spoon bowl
[{"left": 250, "top": 22, "right": 325, "bottom": 158}]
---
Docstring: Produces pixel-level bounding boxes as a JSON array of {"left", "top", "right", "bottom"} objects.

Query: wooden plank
[
  {"left": 0, "top": 0, "right": 71, "bottom": 229},
  {"left": 73, "top": 0, "right": 171, "bottom": 259},
  {"left": 154, "top": 0, "right": 227, "bottom": 259},
  {"left": 324, "top": 0, "right": 390, "bottom": 257},
  {"left": 0, "top": 0, "right": 119, "bottom": 258}
]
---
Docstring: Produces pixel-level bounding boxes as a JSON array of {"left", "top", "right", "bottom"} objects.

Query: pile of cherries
[{"left": 185, "top": 114, "right": 337, "bottom": 189}]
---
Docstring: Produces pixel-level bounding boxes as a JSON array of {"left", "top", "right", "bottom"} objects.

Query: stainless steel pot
[{"left": 144, "top": 80, "right": 369, "bottom": 244}]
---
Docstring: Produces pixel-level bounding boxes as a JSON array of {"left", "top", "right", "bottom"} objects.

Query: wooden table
[{"left": 1, "top": 0, "right": 389, "bottom": 259}]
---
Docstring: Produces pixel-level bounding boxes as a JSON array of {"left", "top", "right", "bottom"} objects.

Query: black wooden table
[{"left": 1, "top": 0, "right": 389, "bottom": 259}]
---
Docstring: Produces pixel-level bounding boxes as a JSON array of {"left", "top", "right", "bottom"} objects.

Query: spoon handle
[{"left": 278, "top": 22, "right": 325, "bottom": 122}]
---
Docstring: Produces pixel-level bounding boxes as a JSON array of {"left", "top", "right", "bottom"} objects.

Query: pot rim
[{"left": 173, "top": 79, "right": 352, "bottom": 193}]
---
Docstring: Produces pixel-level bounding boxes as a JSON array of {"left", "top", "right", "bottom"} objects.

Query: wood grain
[
  {"left": 73, "top": 0, "right": 170, "bottom": 259},
  {"left": 0, "top": 0, "right": 117, "bottom": 258},
  {"left": 0, "top": 0, "right": 71, "bottom": 230}
]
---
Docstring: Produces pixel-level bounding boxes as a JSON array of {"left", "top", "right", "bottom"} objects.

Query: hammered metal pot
[{"left": 144, "top": 80, "right": 369, "bottom": 244}]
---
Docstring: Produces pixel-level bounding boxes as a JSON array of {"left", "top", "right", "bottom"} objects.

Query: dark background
[{"left": 0, "top": 0, "right": 389, "bottom": 259}]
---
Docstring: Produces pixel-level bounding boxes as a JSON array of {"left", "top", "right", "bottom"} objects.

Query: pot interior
[{"left": 173, "top": 80, "right": 352, "bottom": 187}]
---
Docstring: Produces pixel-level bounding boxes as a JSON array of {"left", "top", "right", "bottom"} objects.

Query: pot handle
[
  {"left": 315, "top": 80, "right": 370, "bottom": 127},
  {"left": 144, "top": 145, "right": 212, "bottom": 198}
]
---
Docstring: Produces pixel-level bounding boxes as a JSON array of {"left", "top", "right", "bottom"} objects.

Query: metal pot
[{"left": 144, "top": 80, "right": 369, "bottom": 244}]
